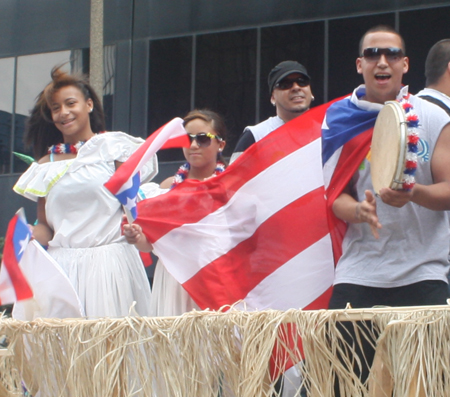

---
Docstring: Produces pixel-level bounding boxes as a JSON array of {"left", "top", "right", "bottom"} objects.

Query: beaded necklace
[
  {"left": 47, "top": 141, "right": 86, "bottom": 154},
  {"left": 47, "top": 132, "right": 103, "bottom": 155},
  {"left": 170, "top": 161, "right": 226, "bottom": 189}
]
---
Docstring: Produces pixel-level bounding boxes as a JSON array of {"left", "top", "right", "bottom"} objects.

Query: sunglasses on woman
[
  {"left": 188, "top": 132, "right": 223, "bottom": 148},
  {"left": 360, "top": 47, "right": 405, "bottom": 62},
  {"left": 275, "top": 76, "right": 310, "bottom": 90}
]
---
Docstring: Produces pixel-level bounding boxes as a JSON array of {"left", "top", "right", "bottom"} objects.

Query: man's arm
[
  {"left": 332, "top": 186, "right": 382, "bottom": 239},
  {"left": 379, "top": 122, "right": 450, "bottom": 210}
]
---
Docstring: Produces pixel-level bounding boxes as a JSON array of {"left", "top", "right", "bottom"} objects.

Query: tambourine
[{"left": 370, "top": 100, "right": 417, "bottom": 194}]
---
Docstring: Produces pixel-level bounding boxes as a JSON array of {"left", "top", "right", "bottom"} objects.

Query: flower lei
[
  {"left": 47, "top": 132, "right": 104, "bottom": 155},
  {"left": 170, "top": 161, "right": 226, "bottom": 189},
  {"left": 47, "top": 141, "right": 86, "bottom": 154},
  {"left": 398, "top": 93, "right": 419, "bottom": 191}
]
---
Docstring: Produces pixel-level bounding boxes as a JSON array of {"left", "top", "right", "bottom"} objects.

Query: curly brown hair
[{"left": 24, "top": 66, "right": 106, "bottom": 159}]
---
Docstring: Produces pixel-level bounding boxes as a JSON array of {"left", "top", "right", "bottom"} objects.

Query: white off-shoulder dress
[
  {"left": 14, "top": 132, "right": 158, "bottom": 318},
  {"left": 138, "top": 182, "right": 200, "bottom": 317}
]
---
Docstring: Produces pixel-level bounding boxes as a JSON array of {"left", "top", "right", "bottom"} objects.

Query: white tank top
[{"left": 335, "top": 94, "right": 450, "bottom": 288}]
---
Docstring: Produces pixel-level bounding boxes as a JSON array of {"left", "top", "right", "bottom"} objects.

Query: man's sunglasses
[
  {"left": 275, "top": 76, "right": 310, "bottom": 90},
  {"left": 360, "top": 47, "right": 405, "bottom": 61},
  {"left": 188, "top": 132, "right": 223, "bottom": 148}
]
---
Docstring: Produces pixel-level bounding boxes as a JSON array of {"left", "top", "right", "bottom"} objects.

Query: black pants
[{"left": 328, "top": 280, "right": 449, "bottom": 396}]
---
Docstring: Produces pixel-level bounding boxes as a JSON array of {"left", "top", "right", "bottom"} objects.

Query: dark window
[
  {"left": 400, "top": 6, "right": 450, "bottom": 94},
  {"left": 328, "top": 14, "right": 396, "bottom": 100},
  {"left": 0, "top": 110, "right": 11, "bottom": 174},
  {"left": 0, "top": 57, "right": 14, "bottom": 174},
  {"left": 260, "top": 21, "right": 325, "bottom": 120},
  {"left": 196, "top": 30, "right": 257, "bottom": 157},
  {"left": 103, "top": 45, "right": 116, "bottom": 131},
  {"left": 148, "top": 37, "right": 192, "bottom": 162},
  {"left": 12, "top": 114, "right": 30, "bottom": 174}
]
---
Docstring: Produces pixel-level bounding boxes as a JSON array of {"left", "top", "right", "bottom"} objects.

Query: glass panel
[
  {"left": 103, "top": 45, "right": 116, "bottom": 131},
  {"left": 148, "top": 37, "right": 192, "bottom": 162},
  {"left": 0, "top": 58, "right": 15, "bottom": 174},
  {"left": 400, "top": 6, "right": 450, "bottom": 94},
  {"left": 196, "top": 30, "right": 257, "bottom": 158},
  {"left": 260, "top": 21, "right": 325, "bottom": 120},
  {"left": 328, "top": 14, "right": 395, "bottom": 100},
  {"left": 15, "top": 51, "right": 74, "bottom": 171}
]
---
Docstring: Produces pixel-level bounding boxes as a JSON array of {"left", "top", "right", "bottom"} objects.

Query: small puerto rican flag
[
  {"left": 105, "top": 117, "right": 189, "bottom": 222},
  {"left": 0, "top": 208, "right": 33, "bottom": 305}
]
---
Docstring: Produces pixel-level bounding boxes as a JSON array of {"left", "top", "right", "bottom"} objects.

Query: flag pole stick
[{"left": 122, "top": 206, "right": 134, "bottom": 224}]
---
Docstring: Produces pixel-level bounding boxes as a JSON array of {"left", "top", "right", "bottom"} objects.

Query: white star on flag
[
  {"left": 18, "top": 235, "right": 30, "bottom": 256},
  {"left": 125, "top": 196, "right": 137, "bottom": 211}
]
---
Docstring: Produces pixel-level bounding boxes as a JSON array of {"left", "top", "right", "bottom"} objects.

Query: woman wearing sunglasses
[
  {"left": 159, "top": 109, "right": 226, "bottom": 190},
  {"left": 124, "top": 109, "right": 227, "bottom": 316}
]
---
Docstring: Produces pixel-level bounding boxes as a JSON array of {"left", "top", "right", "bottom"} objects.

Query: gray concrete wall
[
  {"left": 134, "top": 0, "right": 450, "bottom": 39},
  {"left": 3, "top": 0, "right": 449, "bottom": 57}
]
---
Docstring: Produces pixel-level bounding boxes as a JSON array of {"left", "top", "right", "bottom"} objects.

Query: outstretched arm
[{"left": 379, "top": 123, "right": 450, "bottom": 210}]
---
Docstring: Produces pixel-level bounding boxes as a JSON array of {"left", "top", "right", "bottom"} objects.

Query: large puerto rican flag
[
  {"left": 322, "top": 93, "right": 379, "bottom": 261},
  {"left": 131, "top": 102, "right": 340, "bottom": 312}
]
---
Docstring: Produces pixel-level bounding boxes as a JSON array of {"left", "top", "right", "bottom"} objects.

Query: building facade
[{"left": 1, "top": 0, "right": 449, "bottom": 234}]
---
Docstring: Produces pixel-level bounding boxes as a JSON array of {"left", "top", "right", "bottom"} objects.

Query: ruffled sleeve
[
  {"left": 13, "top": 161, "right": 73, "bottom": 202},
  {"left": 14, "top": 132, "right": 159, "bottom": 202},
  {"left": 72, "top": 131, "right": 159, "bottom": 183},
  {"left": 138, "top": 182, "right": 169, "bottom": 200}
]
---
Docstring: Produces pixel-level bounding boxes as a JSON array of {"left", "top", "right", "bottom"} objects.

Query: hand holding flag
[{"left": 105, "top": 118, "right": 189, "bottom": 222}]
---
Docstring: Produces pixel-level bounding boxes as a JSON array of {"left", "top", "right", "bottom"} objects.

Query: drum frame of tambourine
[{"left": 371, "top": 100, "right": 408, "bottom": 194}]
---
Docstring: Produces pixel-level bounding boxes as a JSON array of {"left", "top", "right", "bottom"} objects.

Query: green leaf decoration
[{"left": 13, "top": 152, "right": 35, "bottom": 165}]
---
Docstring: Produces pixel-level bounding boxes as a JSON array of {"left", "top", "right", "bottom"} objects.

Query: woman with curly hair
[{"left": 14, "top": 66, "right": 156, "bottom": 318}]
